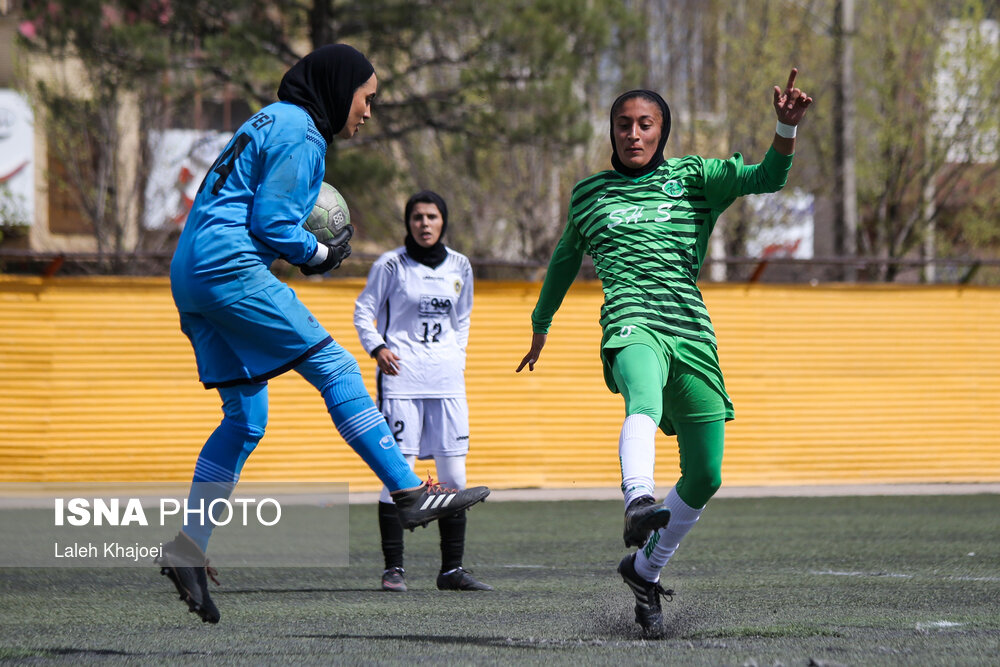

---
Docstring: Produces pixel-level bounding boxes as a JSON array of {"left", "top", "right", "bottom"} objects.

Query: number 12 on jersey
[{"left": 420, "top": 321, "right": 442, "bottom": 343}]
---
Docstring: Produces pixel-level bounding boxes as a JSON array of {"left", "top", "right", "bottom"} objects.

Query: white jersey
[{"left": 354, "top": 246, "right": 473, "bottom": 398}]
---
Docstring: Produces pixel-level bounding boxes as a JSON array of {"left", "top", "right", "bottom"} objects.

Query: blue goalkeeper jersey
[{"left": 170, "top": 101, "right": 328, "bottom": 311}]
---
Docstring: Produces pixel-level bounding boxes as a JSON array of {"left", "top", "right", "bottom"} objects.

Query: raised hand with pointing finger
[
  {"left": 774, "top": 68, "right": 813, "bottom": 124},
  {"left": 772, "top": 67, "right": 813, "bottom": 153}
]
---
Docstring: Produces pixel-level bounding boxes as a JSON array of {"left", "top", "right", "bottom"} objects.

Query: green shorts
[{"left": 601, "top": 323, "right": 734, "bottom": 435}]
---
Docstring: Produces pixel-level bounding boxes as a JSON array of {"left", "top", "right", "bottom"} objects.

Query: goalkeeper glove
[{"left": 300, "top": 225, "right": 353, "bottom": 275}]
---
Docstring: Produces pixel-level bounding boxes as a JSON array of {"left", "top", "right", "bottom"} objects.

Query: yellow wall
[{"left": 2, "top": 276, "right": 998, "bottom": 490}]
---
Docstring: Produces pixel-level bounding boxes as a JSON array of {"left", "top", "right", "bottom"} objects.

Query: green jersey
[{"left": 532, "top": 147, "right": 793, "bottom": 348}]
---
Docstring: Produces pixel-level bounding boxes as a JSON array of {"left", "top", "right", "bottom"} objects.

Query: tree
[
  {"left": 352, "top": 0, "right": 640, "bottom": 266},
  {"left": 854, "top": 0, "right": 1000, "bottom": 281},
  {"left": 17, "top": 1, "right": 174, "bottom": 271},
  {"left": 17, "top": 0, "right": 636, "bottom": 272},
  {"left": 654, "top": 0, "right": 999, "bottom": 283},
  {"left": 632, "top": 0, "right": 828, "bottom": 279},
  {"left": 14, "top": 1, "right": 1000, "bottom": 282}
]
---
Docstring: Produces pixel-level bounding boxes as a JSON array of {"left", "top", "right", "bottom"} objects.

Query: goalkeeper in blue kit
[
  {"left": 518, "top": 70, "right": 812, "bottom": 636},
  {"left": 160, "top": 44, "right": 489, "bottom": 624}
]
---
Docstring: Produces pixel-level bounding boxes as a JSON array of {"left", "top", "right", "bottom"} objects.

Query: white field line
[
  {"left": 810, "top": 569, "right": 912, "bottom": 578},
  {"left": 810, "top": 570, "right": 1000, "bottom": 582},
  {"left": 916, "top": 621, "right": 965, "bottom": 631}
]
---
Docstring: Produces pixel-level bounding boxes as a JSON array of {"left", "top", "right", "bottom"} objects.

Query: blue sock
[
  {"left": 324, "top": 374, "right": 421, "bottom": 491},
  {"left": 182, "top": 386, "right": 266, "bottom": 552},
  {"left": 294, "top": 342, "right": 420, "bottom": 491}
]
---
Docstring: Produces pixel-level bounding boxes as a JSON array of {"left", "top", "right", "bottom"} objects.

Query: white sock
[
  {"left": 634, "top": 485, "right": 703, "bottom": 581},
  {"left": 434, "top": 454, "right": 467, "bottom": 490},
  {"left": 619, "top": 414, "right": 658, "bottom": 508}
]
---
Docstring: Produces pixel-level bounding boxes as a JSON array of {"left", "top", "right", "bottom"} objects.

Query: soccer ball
[{"left": 304, "top": 182, "right": 351, "bottom": 243}]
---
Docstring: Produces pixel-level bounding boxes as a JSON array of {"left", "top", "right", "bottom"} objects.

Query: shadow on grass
[
  {"left": 222, "top": 587, "right": 376, "bottom": 594},
  {"left": 2, "top": 647, "right": 137, "bottom": 659}
]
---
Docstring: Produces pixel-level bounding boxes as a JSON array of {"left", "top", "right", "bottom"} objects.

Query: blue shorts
[{"left": 178, "top": 281, "right": 333, "bottom": 388}]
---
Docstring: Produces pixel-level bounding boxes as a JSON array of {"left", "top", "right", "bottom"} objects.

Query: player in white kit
[{"left": 354, "top": 190, "right": 492, "bottom": 592}]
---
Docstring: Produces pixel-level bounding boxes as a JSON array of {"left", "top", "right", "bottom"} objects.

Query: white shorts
[{"left": 380, "top": 397, "right": 470, "bottom": 459}]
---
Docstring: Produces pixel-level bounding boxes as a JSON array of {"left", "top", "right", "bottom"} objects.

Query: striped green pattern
[
  {"left": 570, "top": 156, "right": 722, "bottom": 345},
  {"left": 553, "top": 150, "right": 791, "bottom": 347}
]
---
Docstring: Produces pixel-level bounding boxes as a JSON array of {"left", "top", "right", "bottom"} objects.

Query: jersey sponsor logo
[
  {"left": 662, "top": 179, "right": 684, "bottom": 197},
  {"left": 607, "top": 198, "right": 678, "bottom": 228},
  {"left": 654, "top": 201, "right": 674, "bottom": 222},
  {"left": 607, "top": 205, "right": 644, "bottom": 230},
  {"left": 418, "top": 295, "right": 453, "bottom": 316}
]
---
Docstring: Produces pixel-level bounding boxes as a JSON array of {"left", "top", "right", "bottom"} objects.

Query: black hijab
[
  {"left": 403, "top": 190, "right": 449, "bottom": 268},
  {"left": 277, "top": 44, "right": 375, "bottom": 144},
  {"left": 609, "top": 89, "right": 672, "bottom": 179}
]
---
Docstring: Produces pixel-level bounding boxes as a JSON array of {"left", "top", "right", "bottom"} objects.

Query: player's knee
[
  {"left": 618, "top": 372, "right": 661, "bottom": 417},
  {"left": 297, "top": 342, "right": 363, "bottom": 394},
  {"left": 627, "top": 404, "right": 662, "bottom": 424},
  {"left": 220, "top": 416, "right": 266, "bottom": 443},
  {"left": 621, "top": 377, "right": 662, "bottom": 422},
  {"left": 219, "top": 384, "right": 269, "bottom": 434},
  {"left": 239, "top": 438, "right": 260, "bottom": 461},
  {"left": 681, "top": 468, "right": 722, "bottom": 508},
  {"left": 322, "top": 371, "right": 369, "bottom": 408},
  {"left": 704, "top": 469, "right": 722, "bottom": 497}
]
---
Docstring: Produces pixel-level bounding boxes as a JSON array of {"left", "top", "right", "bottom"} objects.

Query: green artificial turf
[{"left": 1, "top": 494, "right": 998, "bottom": 665}]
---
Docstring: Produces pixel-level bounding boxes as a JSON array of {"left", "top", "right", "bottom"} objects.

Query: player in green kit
[{"left": 517, "top": 69, "right": 813, "bottom": 636}]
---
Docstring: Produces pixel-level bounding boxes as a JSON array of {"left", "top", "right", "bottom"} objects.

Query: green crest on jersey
[{"left": 662, "top": 179, "right": 684, "bottom": 197}]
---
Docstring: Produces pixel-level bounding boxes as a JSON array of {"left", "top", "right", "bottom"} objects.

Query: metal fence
[{"left": 1, "top": 249, "right": 999, "bottom": 285}]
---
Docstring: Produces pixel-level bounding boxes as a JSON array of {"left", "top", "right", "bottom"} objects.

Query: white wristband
[
  {"left": 305, "top": 243, "right": 330, "bottom": 267},
  {"left": 776, "top": 120, "right": 797, "bottom": 139}
]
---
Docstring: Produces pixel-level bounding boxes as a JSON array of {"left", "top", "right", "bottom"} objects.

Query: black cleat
[
  {"left": 391, "top": 481, "right": 489, "bottom": 530},
  {"left": 155, "top": 532, "right": 221, "bottom": 624},
  {"left": 623, "top": 495, "right": 671, "bottom": 548},
  {"left": 381, "top": 567, "right": 408, "bottom": 592},
  {"left": 618, "top": 553, "right": 672, "bottom": 637},
  {"left": 436, "top": 567, "right": 493, "bottom": 591}
]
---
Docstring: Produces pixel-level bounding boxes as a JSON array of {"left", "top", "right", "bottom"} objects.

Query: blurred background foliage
[{"left": 12, "top": 0, "right": 1000, "bottom": 281}]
